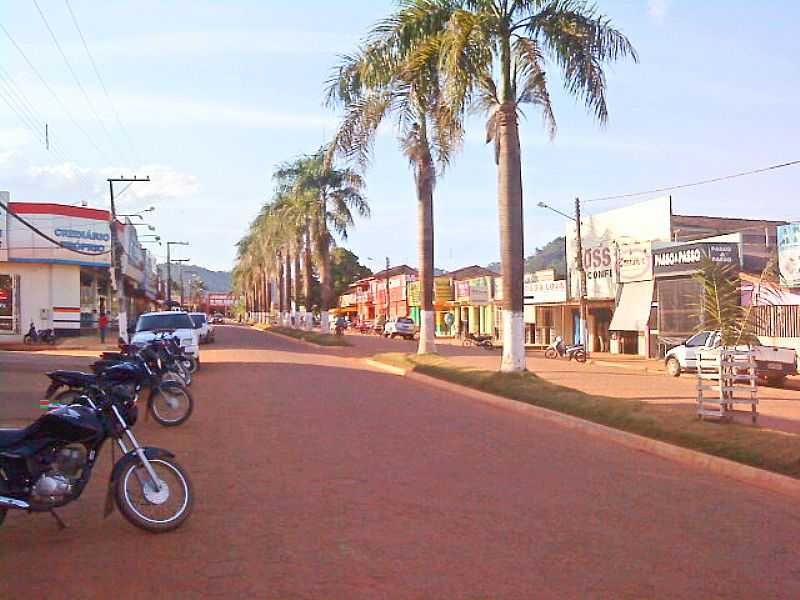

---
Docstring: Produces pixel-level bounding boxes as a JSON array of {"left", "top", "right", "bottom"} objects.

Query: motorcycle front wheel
[
  {"left": 149, "top": 384, "right": 193, "bottom": 426},
  {"left": 181, "top": 356, "right": 198, "bottom": 374},
  {"left": 544, "top": 348, "right": 558, "bottom": 359},
  {"left": 574, "top": 350, "right": 587, "bottom": 363},
  {"left": 115, "top": 457, "right": 193, "bottom": 532}
]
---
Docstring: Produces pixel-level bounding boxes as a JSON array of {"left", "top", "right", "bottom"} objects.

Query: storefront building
[
  {"left": 445, "top": 266, "right": 496, "bottom": 338},
  {"left": 353, "top": 277, "right": 375, "bottom": 322},
  {"left": 372, "top": 265, "right": 417, "bottom": 320},
  {"left": 0, "top": 198, "right": 112, "bottom": 341},
  {"left": 523, "top": 270, "right": 568, "bottom": 346},
  {"left": 407, "top": 276, "right": 458, "bottom": 336}
]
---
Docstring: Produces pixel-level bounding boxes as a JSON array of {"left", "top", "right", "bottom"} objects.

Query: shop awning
[{"left": 609, "top": 280, "right": 654, "bottom": 332}]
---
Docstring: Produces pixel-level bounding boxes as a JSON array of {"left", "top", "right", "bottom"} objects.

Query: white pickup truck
[{"left": 665, "top": 330, "right": 797, "bottom": 385}]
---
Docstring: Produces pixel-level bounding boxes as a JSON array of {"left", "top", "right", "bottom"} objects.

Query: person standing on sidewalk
[{"left": 99, "top": 311, "right": 109, "bottom": 344}]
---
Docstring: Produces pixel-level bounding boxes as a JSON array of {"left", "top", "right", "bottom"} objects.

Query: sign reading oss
[{"left": 571, "top": 243, "right": 616, "bottom": 299}]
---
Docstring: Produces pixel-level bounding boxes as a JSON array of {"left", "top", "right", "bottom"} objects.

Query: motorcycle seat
[
  {"left": 0, "top": 427, "right": 28, "bottom": 449},
  {"left": 46, "top": 370, "right": 97, "bottom": 387}
]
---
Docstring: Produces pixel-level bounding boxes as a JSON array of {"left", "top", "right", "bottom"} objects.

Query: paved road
[{"left": 2, "top": 326, "right": 800, "bottom": 598}]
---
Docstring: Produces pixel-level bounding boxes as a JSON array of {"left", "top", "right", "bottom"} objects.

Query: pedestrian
[{"left": 98, "top": 311, "right": 109, "bottom": 343}]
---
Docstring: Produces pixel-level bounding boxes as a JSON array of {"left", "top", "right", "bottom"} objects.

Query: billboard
[
  {"left": 653, "top": 242, "right": 740, "bottom": 277},
  {"left": 7, "top": 203, "right": 111, "bottom": 266},
  {"left": 777, "top": 223, "right": 800, "bottom": 287},
  {"left": 208, "top": 293, "right": 236, "bottom": 307}
]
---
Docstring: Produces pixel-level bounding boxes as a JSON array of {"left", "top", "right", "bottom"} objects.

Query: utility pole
[
  {"left": 108, "top": 176, "right": 149, "bottom": 343},
  {"left": 166, "top": 241, "right": 189, "bottom": 306},
  {"left": 385, "top": 256, "right": 390, "bottom": 319},
  {"left": 574, "top": 197, "right": 589, "bottom": 354}
]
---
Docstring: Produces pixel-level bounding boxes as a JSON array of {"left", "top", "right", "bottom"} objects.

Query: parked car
[
  {"left": 664, "top": 330, "right": 797, "bottom": 385},
  {"left": 131, "top": 311, "right": 200, "bottom": 361},
  {"left": 190, "top": 312, "right": 214, "bottom": 343},
  {"left": 384, "top": 317, "right": 416, "bottom": 340},
  {"left": 210, "top": 312, "right": 225, "bottom": 324}
]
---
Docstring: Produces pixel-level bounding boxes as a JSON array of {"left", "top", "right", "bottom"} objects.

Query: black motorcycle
[
  {"left": 23, "top": 323, "right": 56, "bottom": 345},
  {"left": 0, "top": 364, "right": 193, "bottom": 532},
  {"left": 45, "top": 348, "right": 194, "bottom": 427}
]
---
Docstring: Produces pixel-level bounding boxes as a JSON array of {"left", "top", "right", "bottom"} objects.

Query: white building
[{"left": 0, "top": 195, "right": 114, "bottom": 342}]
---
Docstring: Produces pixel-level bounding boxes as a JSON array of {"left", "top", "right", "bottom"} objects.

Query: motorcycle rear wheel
[
  {"left": 149, "top": 384, "right": 193, "bottom": 426},
  {"left": 574, "top": 350, "right": 587, "bottom": 363},
  {"left": 181, "top": 356, "right": 198, "bottom": 374},
  {"left": 115, "top": 457, "right": 193, "bottom": 532},
  {"left": 544, "top": 348, "right": 558, "bottom": 359}
]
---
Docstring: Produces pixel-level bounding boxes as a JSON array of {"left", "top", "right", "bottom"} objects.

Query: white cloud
[
  {"left": 648, "top": 0, "right": 669, "bottom": 21},
  {"left": 1, "top": 151, "right": 199, "bottom": 208}
]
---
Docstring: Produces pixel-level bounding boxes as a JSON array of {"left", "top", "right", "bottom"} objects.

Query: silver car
[{"left": 383, "top": 317, "right": 416, "bottom": 340}]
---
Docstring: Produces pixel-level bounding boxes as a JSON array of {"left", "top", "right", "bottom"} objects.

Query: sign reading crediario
[{"left": 652, "top": 242, "right": 740, "bottom": 277}]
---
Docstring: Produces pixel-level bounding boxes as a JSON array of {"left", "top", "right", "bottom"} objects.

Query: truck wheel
[{"left": 666, "top": 357, "right": 681, "bottom": 377}]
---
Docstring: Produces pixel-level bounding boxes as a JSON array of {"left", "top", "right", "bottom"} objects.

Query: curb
[{"left": 364, "top": 357, "right": 800, "bottom": 500}]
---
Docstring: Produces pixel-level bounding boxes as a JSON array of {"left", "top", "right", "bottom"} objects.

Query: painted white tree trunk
[
  {"left": 320, "top": 310, "right": 330, "bottom": 335},
  {"left": 500, "top": 310, "right": 525, "bottom": 372},
  {"left": 417, "top": 310, "right": 436, "bottom": 354}
]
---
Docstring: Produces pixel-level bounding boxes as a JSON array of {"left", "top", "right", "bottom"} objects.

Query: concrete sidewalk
[{"left": 0, "top": 334, "right": 118, "bottom": 352}]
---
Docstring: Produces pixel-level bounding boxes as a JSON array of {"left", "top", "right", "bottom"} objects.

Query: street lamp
[
  {"left": 118, "top": 206, "right": 155, "bottom": 220},
  {"left": 166, "top": 241, "right": 190, "bottom": 305},
  {"left": 537, "top": 199, "right": 589, "bottom": 354},
  {"left": 131, "top": 222, "right": 156, "bottom": 232}
]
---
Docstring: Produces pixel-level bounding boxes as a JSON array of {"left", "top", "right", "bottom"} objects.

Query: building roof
[
  {"left": 370, "top": 264, "right": 418, "bottom": 279},
  {"left": 10, "top": 201, "right": 110, "bottom": 221},
  {"left": 445, "top": 265, "right": 497, "bottom": 281}
]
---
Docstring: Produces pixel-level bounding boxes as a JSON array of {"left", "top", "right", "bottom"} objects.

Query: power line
[
  {"left": 63, "top": 0, "right": 140, "bottom": 166},
  {"left": 31, "top": 0, "right": 128, "bottom": 167},
  {"left": 583, "top": 159, "right": 800, "bottom": 203},
  {"left": 0, "top": 22, "right": 109, "bottom": 162}
]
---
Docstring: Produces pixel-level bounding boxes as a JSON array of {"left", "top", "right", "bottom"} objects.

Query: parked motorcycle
[
  {"left": 462, "top": 332, "right": 495, "bottom": 350},
  {"left": 45, "top": 349, "right": 194, "bottom": 427},
  {"left": 544, "top": 336, "right": 587, "bottom": 363},
  {"left": 0, "top": 373, "right": 193, "bottom": 532},
  {"left": 23, "top": 323, "right": 56, "bottom": 345}
]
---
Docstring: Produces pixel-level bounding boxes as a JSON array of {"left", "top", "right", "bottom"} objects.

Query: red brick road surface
[{"left": 2, "top": 326, "right": 800, "bottom": 598}]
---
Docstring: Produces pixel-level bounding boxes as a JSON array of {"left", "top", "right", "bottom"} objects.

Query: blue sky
[{"left": 1, "top": 1, "right": 798, "bottom": 272}]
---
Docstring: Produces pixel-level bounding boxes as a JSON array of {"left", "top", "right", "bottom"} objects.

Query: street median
[
  {"left": 369, "top": 352, "right": 800, "bottom": 492},
  {"left": 253, "top": 323, "right": 351, "bottom": 347}
]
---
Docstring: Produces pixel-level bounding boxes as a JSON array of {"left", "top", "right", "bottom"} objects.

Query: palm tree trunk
[
  {"left": 262, "top": 268, "right": 269, "bottom": 323},
  {"left": 277, "top": 255, "right": 285, "bottom": 317},
  {"left": 317, "top": 204, "right": 333, "bottom": 334},
  {"left": 497, "top": 102, "right": 525, "bottom": 372},
  {"left": 284, "top": 247, "right": 293, "bottom": 326},
  {"left": 416, "top": 152, "right": 436, "bottom": 354},
  {"left": 304, "top": 221, "right": 313, "bottom": 330},
  {"left": 293, "top": 237, "right": 302, "bottom": 311}
]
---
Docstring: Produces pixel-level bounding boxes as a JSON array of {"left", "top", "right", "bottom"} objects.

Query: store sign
[
  {"left": 524, "top": 279, "right": 567, "bottom": 304},
  {"left": 208, "top": 293, "right": 236, "bottom": 307},
  {"left": 455, "top": 281, "right": 470, "bottom": 301},
  {"left": 571, "top": 242, "right": 616, "bottom": 299},
  {"left": 777, "top": 223, "right": 800, "bottom": 287},
  {"left": 468, "top": 281, "right": 489, "bottom": 305},
  {"left": 618, "top": 242, "right": 652, "bottom": 283},
  {"left": 406, "top": 281, "right": 420, "bottom": 307},
  {"left": 0, "top": 274, "right": 13, "bottom": 331},
  {"left": 7, "top": 205, "right": 111, "bottom": 266},
  {"left": 434, "top": 278, "right": 453, "bottom": 302},
  {"left": 119, "top": 222, "right": 145, "bottom": 283},
  {"left": 653, "top": 242, "right": 740, "bottom": 277}
]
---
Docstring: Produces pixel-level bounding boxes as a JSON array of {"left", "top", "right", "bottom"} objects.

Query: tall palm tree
[
  {"left": 397, "top": 0, "right": 636, "bottom": 371},
  {"left": 275, "top": 151, "right": 369, "bottom": 333},
  {"left": 326, "top": 8, "right": 462, "bottom": 354}
]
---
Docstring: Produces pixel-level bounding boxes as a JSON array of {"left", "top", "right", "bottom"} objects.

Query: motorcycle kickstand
[{"left": 49, "top": 509, "right": 67, "bottom": 530}]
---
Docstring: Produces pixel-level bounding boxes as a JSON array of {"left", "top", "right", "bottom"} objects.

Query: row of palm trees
[
  {"left": 232, "top": 151, "right": 368, "bottom": 332},
  {"left": 326, "top": 0, "right": 636, "bottom": 371},
  {"left": 236, "top": 0, "right": 636, "bottom": 372}
]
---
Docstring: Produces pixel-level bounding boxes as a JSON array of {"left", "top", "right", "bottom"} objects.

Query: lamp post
[
  {"left": 118, "top": 206, "right": 155, "bottom": 220},
  {"left": 537, "top": 200, "right": 589, "bottom": 354},
  {"left": 166, "top": 241, "right": 189, "bottom": 306},
  {"left": 108, "top": 175, "right": 150, "bottom": 343}
]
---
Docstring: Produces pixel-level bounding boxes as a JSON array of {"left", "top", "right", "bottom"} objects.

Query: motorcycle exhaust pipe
[{"left": 0, "top": 495, "right": 30, "bottom": 509}]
